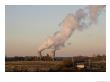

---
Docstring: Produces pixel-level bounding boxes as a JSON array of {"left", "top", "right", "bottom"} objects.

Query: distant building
[{"left": 76, "top": 63, "right": 85, "bottom": 69}]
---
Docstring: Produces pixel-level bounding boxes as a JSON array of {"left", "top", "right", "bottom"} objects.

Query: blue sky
[{"left": 5, "top": 5, "right": 106, "bottom": 57}]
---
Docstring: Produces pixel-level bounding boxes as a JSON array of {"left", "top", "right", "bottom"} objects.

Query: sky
[{"left": 5, "top": 5, "right": 106, "bottom": 57}]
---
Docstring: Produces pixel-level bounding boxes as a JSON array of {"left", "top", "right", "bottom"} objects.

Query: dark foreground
[{"left": 5, "top": 56, "right": 106, "bottom": 72}]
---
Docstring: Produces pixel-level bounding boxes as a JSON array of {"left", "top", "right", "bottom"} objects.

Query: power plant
[{"left": 37, "top": 5, "right": 105, "bottom": 60}]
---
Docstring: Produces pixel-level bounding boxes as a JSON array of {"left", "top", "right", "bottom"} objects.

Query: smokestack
[
  {"left": 37, "top": 5, "right": 105, "bottom": 57},
  {"left": 38, "top": 51, "right": 42, "bottom": 60},
  {"left": 48, "top": 49, "right": 56, "bottom": 61}
]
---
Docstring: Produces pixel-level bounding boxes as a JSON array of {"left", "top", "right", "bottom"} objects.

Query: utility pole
[
  {"left": 72, "top": 57, "right": 74, "bottom": 67},
  {"left": 88, "top": 58, "right": 91, "bottom": 71}
]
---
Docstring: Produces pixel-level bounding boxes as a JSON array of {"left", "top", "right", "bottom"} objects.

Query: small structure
[{"left": 76, "top": 63, "right": 85, "bottom": 69}]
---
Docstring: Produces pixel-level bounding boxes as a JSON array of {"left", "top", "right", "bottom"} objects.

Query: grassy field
[
  {"left": 6, "top": 61, "right": 65, "bottom": 72},
  {"left": 5, "top": 60, "right": 106, "bottom": 72}
]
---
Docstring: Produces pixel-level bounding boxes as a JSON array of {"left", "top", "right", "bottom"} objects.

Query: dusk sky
[{"left": 5, "top": 5, "right": 106, "bottom": 57}]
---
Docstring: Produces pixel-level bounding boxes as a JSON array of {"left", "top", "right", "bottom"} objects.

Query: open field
[
  {"left": 6, "top": 61, "right": 63, "bottom": 71},
  {"left": 5, "top": 56, "right": 106, "bottom": 72},
  {"left": 6, "top": 61, "right": 66, "bottom": 72}
]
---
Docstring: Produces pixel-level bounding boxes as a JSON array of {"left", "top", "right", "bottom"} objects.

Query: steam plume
[{"left": 38, "top": 5, "right": 105, "bottom": 54}]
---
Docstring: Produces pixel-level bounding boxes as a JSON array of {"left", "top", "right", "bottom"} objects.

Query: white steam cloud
[{"left": 38, "top": 5, "right": 105, "bottom": 54}]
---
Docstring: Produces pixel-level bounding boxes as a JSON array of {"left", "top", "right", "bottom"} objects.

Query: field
[
  {"left": 5, "top": 56, "right": 106, "bottom": 72},
  {"left": 6, "top": 61, "right": 65, "bottom": 72}
]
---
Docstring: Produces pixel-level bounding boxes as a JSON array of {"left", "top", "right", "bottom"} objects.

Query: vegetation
[{"left": 5, "top": 54, "right": 106, "bottom": 72}]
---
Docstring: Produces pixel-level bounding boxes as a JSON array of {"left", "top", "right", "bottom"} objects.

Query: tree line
[{"left": 5, "top": 54, "right": 106, "bottom": 61}]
